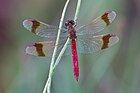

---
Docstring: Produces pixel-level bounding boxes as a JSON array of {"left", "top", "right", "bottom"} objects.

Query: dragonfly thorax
[{"left": 65, "top": 20, "right": 77, "bottom": 41}]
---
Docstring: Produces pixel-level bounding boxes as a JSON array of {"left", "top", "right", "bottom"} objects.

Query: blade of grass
[
  {"left": 43, "top": 0, "right": 82, "bottom": 93},
  {"left": 43, "top": 0, "right": 70, "bottom": 93}
]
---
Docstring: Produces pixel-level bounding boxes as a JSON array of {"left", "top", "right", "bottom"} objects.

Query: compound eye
[
  {"left": 71, "top": 20, "right": 75, "bottom": 25},
  {"left": 72, "top": 20, "right": 74, "bottom": 23},
  {"left": 65, "top": 22, "right": 68, "bottom": 26}
]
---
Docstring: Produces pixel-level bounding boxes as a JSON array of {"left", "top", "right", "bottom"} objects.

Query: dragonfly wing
[
  {"left": 76, "top": 11, "right": 116, "bottom": 35},
  {"left": 23, "top": 19, "right": 68, "bottom": 39},
  {"left": 26, "top": 38, "right": 68, "bottom": 57},
  {"left": 77, "top": 34, "right": 119, "bottom": 54},
  {"left": 26, "top": 41, "right": 54, "bottom": 57}
]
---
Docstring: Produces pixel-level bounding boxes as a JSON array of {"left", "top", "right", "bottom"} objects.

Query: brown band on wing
[
  {"left": 31, "top": 20, "right": 40, "bottom": 34},
  {"left": 34, "top": 43, "right": 45, "bottom": 56},
  {"left": 101, "top": 34, "right": 112, "bottom": 49},
  {"left": 101, "top": 13, "right": 110, "bottom": 26}
]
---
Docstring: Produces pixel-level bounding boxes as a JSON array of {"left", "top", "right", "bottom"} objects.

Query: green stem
[
  {"left": 43, "top": 0, "right": 70, "bottom": 93},
  {"left": 53, "top": 38, "right": 70, "bottom": 69},
  {"left": 43, "top": 0, "right": 81, "bottom": 93},
  {"left": 74, "top": 0, "right": 81, "bottom": 21}
]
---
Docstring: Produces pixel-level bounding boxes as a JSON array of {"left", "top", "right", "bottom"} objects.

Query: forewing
[
  {"left": 77, "top": 34, "right": 119, "bottom": 54},
  {"left": 23, "top": 19, "right": 67, "bottom": 39},
  {"left": 76, "top": 11, "right": 116, "bottom": 35}
]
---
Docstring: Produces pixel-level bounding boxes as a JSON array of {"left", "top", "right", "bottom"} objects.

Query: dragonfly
[{"left": 23, "top": 11, "right": 119, "bottom": 81}]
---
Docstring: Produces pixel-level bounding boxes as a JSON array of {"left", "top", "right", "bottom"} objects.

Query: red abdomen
[{"left": 71, "top": 40, "right": 79, "bottom": 81}]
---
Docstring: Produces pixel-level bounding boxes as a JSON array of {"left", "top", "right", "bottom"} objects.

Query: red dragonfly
[{"left": 23, "top": 11, "right": 119, "bottom": 81}]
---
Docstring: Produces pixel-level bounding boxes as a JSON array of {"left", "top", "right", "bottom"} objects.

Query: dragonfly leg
[
  {"left": 74, "top": 21, "right": 77, "bottom": 27},
  {"left": 63, "top": 25, "right": 68, "bottom": 29}
]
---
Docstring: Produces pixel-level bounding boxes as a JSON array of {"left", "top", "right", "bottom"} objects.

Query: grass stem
[
  {"left": 43, "top": 0, "right": 81, "bottom": 93},
  {"left": 43, "top": 0, "right": 70, "bottom": 93}
]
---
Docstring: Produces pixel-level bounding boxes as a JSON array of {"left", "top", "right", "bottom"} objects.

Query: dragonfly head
[{"left": 65, "top": 20, "right": 75, "bottom": 28}]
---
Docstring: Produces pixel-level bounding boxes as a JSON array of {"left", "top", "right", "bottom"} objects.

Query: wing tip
[
  {"left": 23, "top": 19, "right": 33, "bottom": 30},
  {"left": 104, "top": 10, "right": 116, "bottom": 16},
  {"left": 101, "top": 34, "right": 119, "bottom": 49},
  {"left": 105, "top": 10, "right": 117, "bottom": 22},
  {"left": 25, "top": 44, "right": 34, "bottom": 55},
  {"left": 108, "top": 34, "right": 119, "bottom": 46},
  {"left": 25, "top": 43, "right": 46, "bottom": 57}
]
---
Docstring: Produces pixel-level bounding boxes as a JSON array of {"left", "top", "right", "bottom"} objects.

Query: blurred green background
[{"left": 0, "top": 0, "right": 140, "bottom": 93}]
